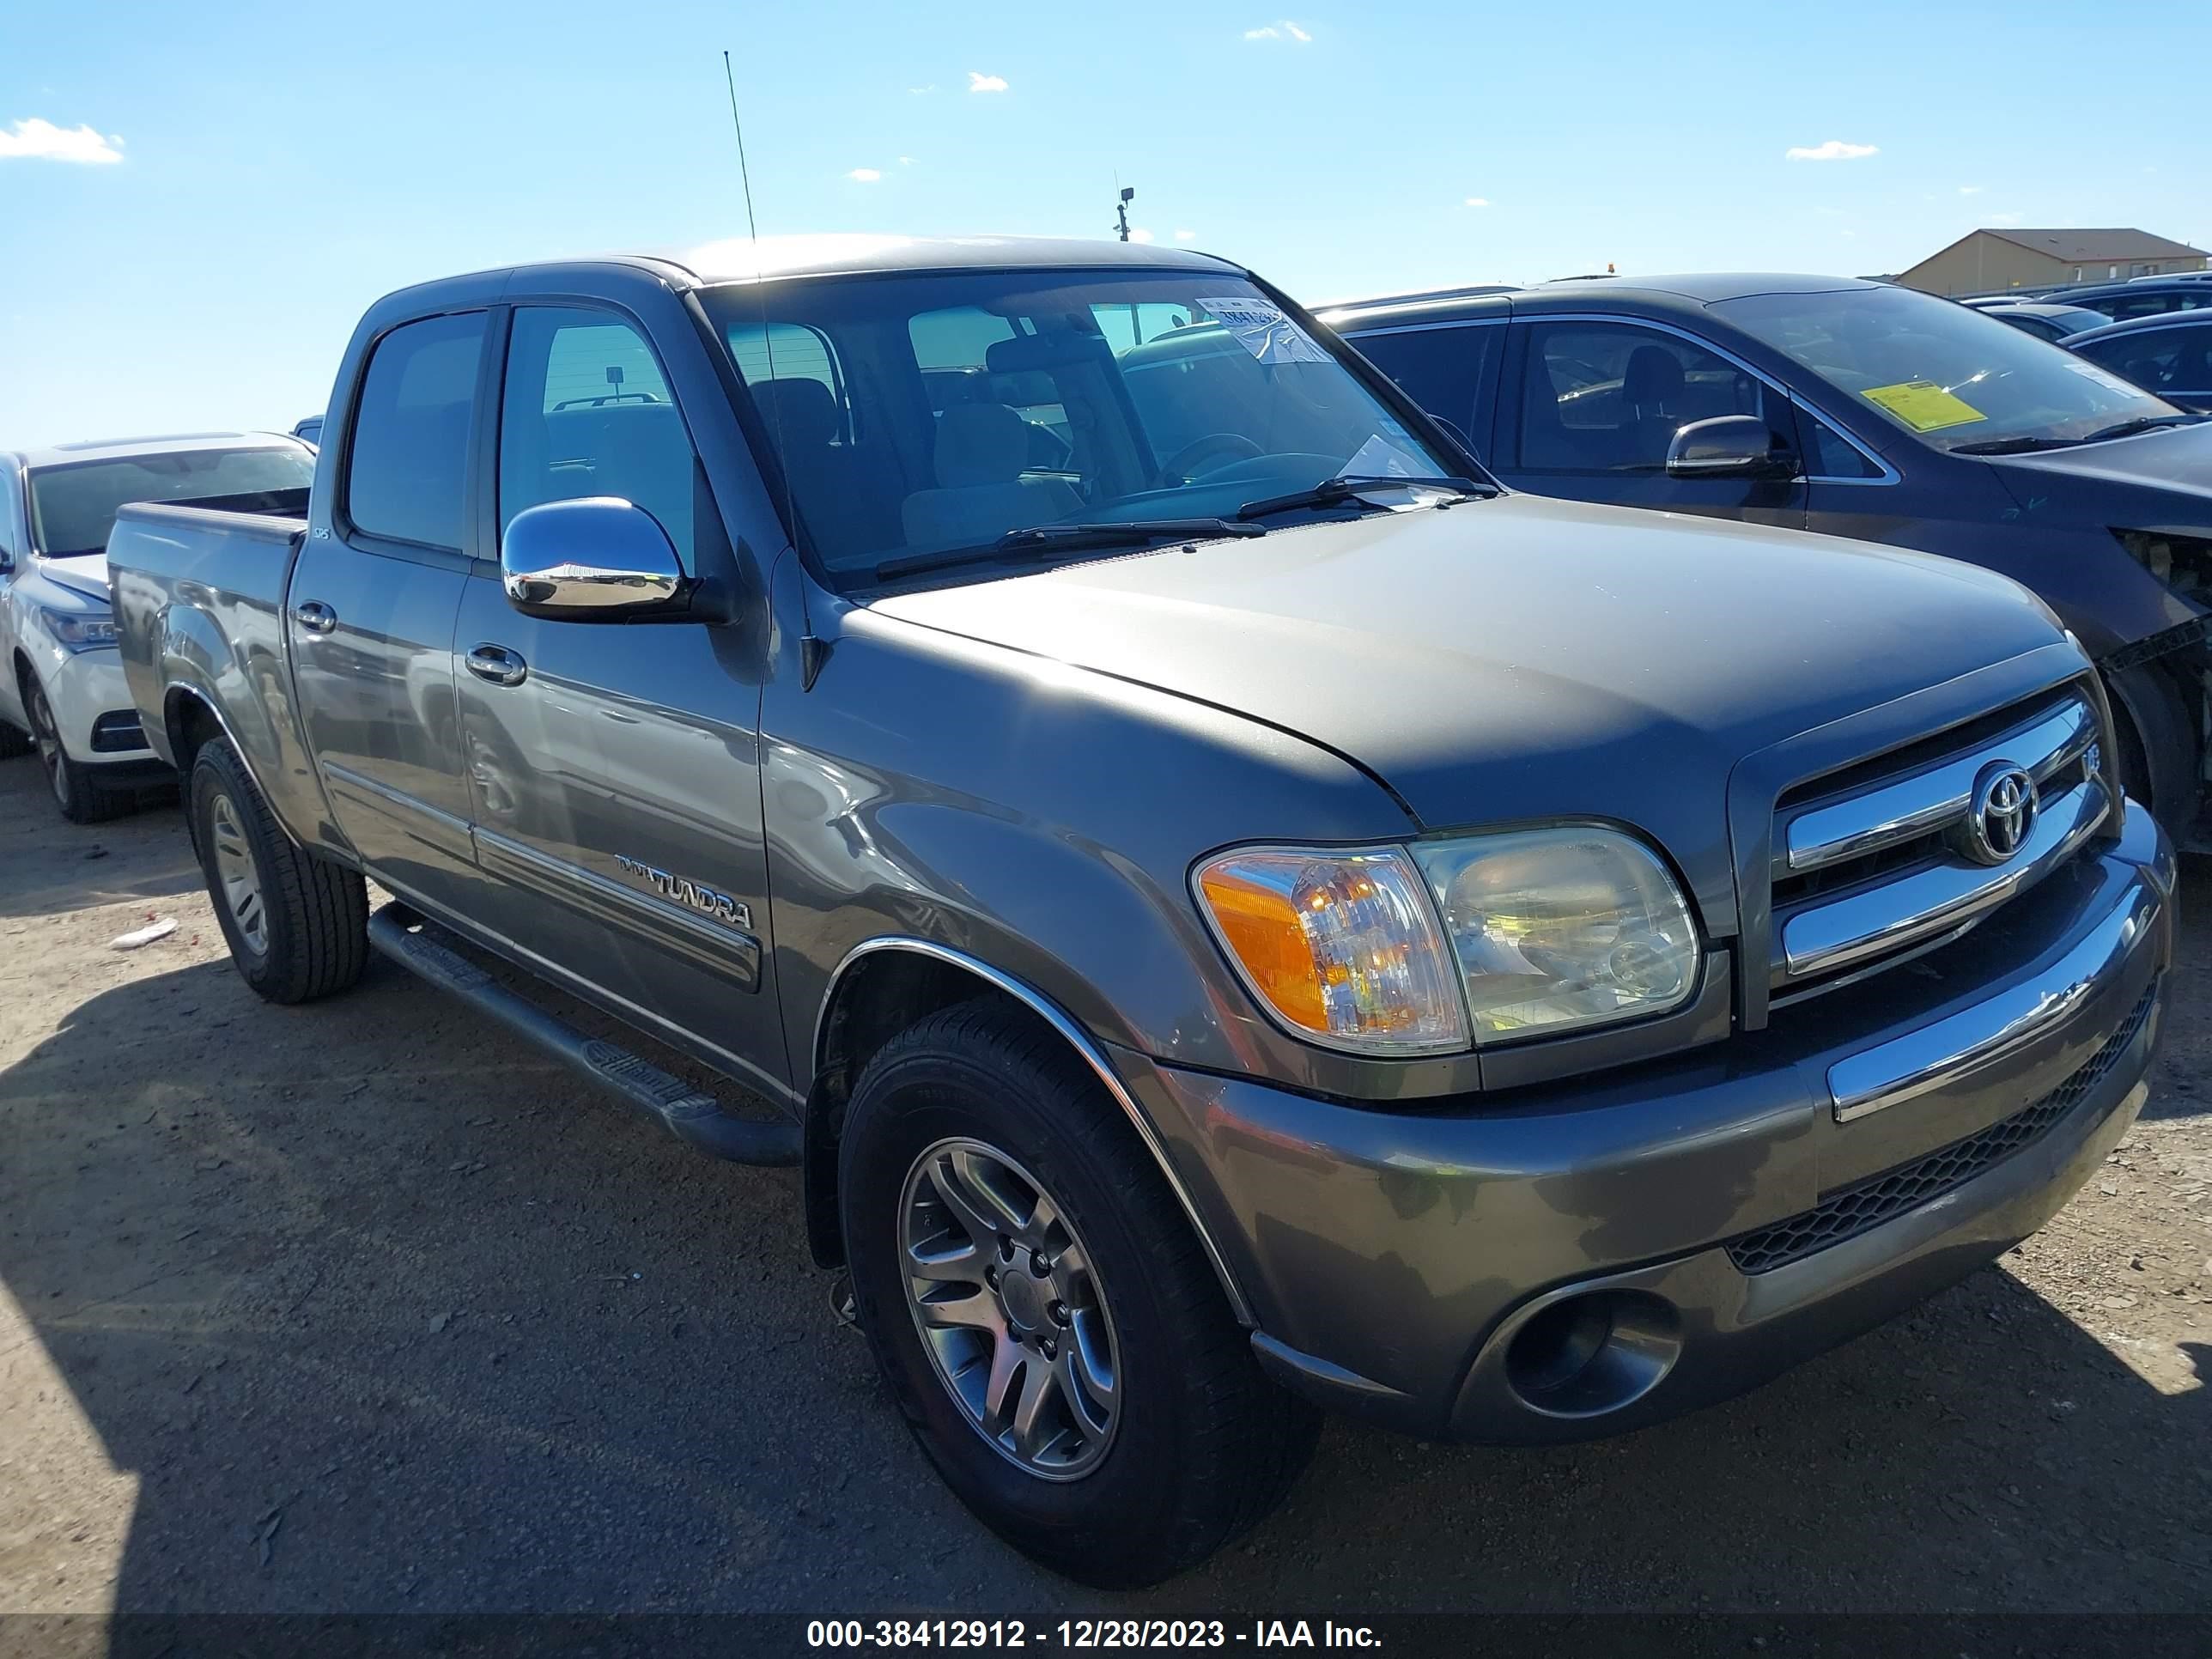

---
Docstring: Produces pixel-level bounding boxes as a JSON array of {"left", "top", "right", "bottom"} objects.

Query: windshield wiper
[
  {"left": 876, "top": 518, "right": 1264, "bottom": 581},
  {"left": 1948, "top": 435, "right": 2085, "bottom": 456},
  {"left": 1952, "top": 413, "right": 2206, "bottom": 456},
  {"left": 1236, "top": 474, "right": 1491, "bottom": 522},
  {"left": 2077, "top": 414, "right": 2204, "bottom": 445}
]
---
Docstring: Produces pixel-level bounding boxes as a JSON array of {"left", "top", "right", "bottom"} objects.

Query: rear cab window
[{"left": 343, "top": 312, "right": 487, "bottom": 550}]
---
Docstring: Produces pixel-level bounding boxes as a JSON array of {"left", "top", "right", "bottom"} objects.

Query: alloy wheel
[
  {"left": 208, "top": 791, "right": 269, "bottom": 958},
  {"left": 898, "top": 1137, "right": 1121, "bottom": 1480},
  {"left": 26, "top": 683, "right": 67, "bottom": 809}
]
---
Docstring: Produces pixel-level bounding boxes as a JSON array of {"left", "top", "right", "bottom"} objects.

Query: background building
[{"left": 1897, "top": 228, "right": 2208, "bottom": 296}]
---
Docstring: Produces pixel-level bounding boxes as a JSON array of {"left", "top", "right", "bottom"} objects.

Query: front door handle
[
  {"left": 465, "top": 642, "right": 529, "bottom": 687},
  {"left": 293, "top": 600, "right": 337, "bottom": 635}
]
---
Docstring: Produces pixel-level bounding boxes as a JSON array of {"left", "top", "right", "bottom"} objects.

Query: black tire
[
  {"left": 840, "top": 998, "right": 1318, "bottom": 1588},
  {"left": 0, "top": 720, "right": 32, "bottom": 760},
  {"left": 189, "top": 739, "right": 369, "bottom": 1004},
  {"left": 24, "top": 675, "right": 130, "bottom": 823}
]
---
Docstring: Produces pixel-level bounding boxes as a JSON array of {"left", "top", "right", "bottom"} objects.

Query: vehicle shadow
[{"left": 3, "top": 947, "right": 2208, "bottom": 1622}]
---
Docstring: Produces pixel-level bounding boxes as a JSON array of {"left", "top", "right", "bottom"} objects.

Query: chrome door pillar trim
[{"left": 814, "top": 935, "right": 1258, "bottom": 1327}]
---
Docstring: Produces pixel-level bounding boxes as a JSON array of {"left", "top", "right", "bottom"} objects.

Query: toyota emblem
[{"left": 1960, "top": 762, "right": 2039, "bottom": 866}]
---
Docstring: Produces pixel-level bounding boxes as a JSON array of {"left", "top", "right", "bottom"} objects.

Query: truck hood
[
  {"left": 30, "top": 553, "right": 113, "bottom": 605},
  {"left": 872, "top": 495, "right": 2069, "bottom": 925}
]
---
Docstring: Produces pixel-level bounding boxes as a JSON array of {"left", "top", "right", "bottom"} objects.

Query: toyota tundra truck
[{"left": 106, "top": 236, "right": 2174, "bottom": 1588}]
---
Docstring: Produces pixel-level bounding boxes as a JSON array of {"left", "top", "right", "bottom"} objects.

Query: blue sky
[{"left": 3, "top": 0, "right": 2208, "bottom": 443}]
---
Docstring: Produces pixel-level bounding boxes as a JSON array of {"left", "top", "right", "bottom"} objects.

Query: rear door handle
[
  {"left": 465, "top": 642, "right": 529, "bottom": 687},
  {"left": 293, "top": 600, "right": 337, "bottom": 635}
]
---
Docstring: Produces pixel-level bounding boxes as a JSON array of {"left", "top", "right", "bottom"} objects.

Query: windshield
[
  {"left": 1714, "top": 285, "right": 2179, "bottom": 453},
  {"left": 27, "top": 446, "right": 315, "bottom": 556},
  {"left": 699, "top": 269, "right": 1460, "bottom": 584}
]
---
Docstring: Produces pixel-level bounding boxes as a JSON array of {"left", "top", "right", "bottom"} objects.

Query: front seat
[
  {"left": 901, "top": 403, "right": 1081, "bottom": 553},
  {"left": 1620, "top": 345, "right": 1686, "bottom": 467},
  {"left": 748, "top": 378, "right": 883, "bottom": 569}
]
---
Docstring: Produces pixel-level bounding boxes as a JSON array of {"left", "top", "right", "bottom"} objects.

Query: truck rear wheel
[
  {"left": 840, "top": 998, "right": 1317, "bottom": 1588},
  {"left": 189, "top": 740, "right": 368, "bottom": 1004}
]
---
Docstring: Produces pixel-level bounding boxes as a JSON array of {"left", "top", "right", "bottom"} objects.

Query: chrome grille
[{"left": 1768, "top": 691, "right": 2110, "bottom": 1000}]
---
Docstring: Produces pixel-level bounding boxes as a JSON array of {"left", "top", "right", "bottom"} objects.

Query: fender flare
[{"left": 811, "top": 935, "right": 1256, "bottom": 1327}]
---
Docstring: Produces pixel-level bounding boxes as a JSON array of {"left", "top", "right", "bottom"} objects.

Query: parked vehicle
[
  {"left": 292, "top": 415, "right": 323, "bottom": 447},
  {"left": 1979, "top": 301, "right": 2110, "bottom": 343},
  {"left": 1328, "top": 275, "right": 2212, "bottom": 842},
  {"left": 2066, "top": 313, "right": 2212, "bottom": 412},
  {"left": 0, "top": 433, "right": 314, "bottom": 820},
  {"left": 109, "top": 238, "right": 2172, "bottom": 1587},
  {"left": 2047, "top": 280, "right": 2212, "bottom": 323},
  {"left": 1959, "top": 294, "right": 2046, "bottom": 309}
]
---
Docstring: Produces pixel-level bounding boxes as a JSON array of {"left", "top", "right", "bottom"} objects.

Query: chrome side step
[{"left": 366, "top": 905, "right": 799, "bottom": 1167}]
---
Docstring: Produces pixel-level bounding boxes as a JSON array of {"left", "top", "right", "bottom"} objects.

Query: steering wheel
[{"left": 1159, "top": 432, "right": 1265, "bottom": 485}]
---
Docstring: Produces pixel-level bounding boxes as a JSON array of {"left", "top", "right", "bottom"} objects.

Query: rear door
[
  {"left": 452, "top": 301, "right": 786, "bottom": 1099},
  {"left": 1493, "top": 317, "right": 1807, "bottom": 527},
  {"left": 289, "top": 310, "right": 483, "bottom": 914}
]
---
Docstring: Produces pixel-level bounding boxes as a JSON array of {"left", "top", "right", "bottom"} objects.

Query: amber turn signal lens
[{"left": 1193, "top": 848, "right": 1467, "bottom": 1054}]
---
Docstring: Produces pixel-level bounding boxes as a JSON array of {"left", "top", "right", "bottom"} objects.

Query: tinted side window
[
  {"left": 2076, "top": 327, "right": 2207, "bottom": 395},
  {"left": 1350, "top": 325, "right": 1496, "bottom": 445},
  {"left": 1799, "top": 410, "right": 1884, "bottom": 479},
  {"left": 1514, "top": 322, "right": 1778, "bottom": 472},
  {"left": 345, "top": 312, "right": 486, "bottom": 550},
  {"left": 501, "top": 307, "right": 701, "bottom": 562}
]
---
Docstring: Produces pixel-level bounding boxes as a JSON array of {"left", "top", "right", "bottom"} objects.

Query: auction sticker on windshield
[
  {"left": 1196, "top": 296, "right": 1330, "bottom": 365},
  {"left": 1858, "top": 380, "right": 1988, "bottom": 433}
]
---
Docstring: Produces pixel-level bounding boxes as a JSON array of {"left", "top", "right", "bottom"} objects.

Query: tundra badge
[{"left": 615, "top": 854, "right": 752, "bottom": 931}]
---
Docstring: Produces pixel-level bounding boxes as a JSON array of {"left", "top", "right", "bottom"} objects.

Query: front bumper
[
  {"left": 40, "top": 647, "right": 160, "bottom": 769},
  {"left": 1114, "top": 801, "right": 2175, "bottom": 1443}
]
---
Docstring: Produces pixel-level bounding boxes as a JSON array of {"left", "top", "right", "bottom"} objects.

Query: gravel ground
[{"left": 1, "top": 757, "right": 2208, "bottom": 1620}]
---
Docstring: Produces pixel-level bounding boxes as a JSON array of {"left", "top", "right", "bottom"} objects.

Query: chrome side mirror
[
  {"left": 501, "top": 497, "right": 686, "bottom": 621},
  {"left": 1664, "top": 415, "right": 1794, "bottom": 480}
]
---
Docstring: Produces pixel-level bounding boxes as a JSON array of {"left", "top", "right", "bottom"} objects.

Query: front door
[
  {"left": 290, "top": 310, "right": 484, "bottom": 915},
  {"left": 453, "top": 304, "right": 785, "bottom": 1098},
  {"left": 1494, "top": 319, "right": 1808, "bottom": 528}
]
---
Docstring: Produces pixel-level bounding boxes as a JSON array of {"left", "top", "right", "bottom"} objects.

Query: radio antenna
[{"left": 723, "top": 50, "right": 826, "bottom": 685}]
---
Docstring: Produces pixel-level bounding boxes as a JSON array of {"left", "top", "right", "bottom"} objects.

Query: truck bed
[{"left": 106, "top": 496, "right": 320, "bottom": 833}]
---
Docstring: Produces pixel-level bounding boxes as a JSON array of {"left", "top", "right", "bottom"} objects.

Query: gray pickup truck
[{"left": 109, "top": 235, "right": 2173, "bottom": 1587}]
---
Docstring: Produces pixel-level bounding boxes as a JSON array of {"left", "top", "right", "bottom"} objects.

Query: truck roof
[
  {"left": 644, "top": 234, "right": 1242, "bottom": 285},
  {"left": 4, "top": 431, "right": 306, "bottom": 471}
]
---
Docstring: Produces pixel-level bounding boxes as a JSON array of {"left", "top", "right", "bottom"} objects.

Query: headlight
[
  {"left": 1194, "top": 847, "right": 1467, "bottom": 1054},
  {"left": 1413, "top": 827, "right": 1699, "bottom": 1040},
  {"left": 41, "top": 607, "right": 119, "bottom": 652}
]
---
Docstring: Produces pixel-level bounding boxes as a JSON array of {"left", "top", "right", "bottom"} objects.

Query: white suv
[{"left": 0, "top": 433, "right": 315, "bottom": 822}]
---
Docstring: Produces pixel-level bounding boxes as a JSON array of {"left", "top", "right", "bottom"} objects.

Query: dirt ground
[{"left": 1, "top": 757, "right": 2208, "bottom": 1620}]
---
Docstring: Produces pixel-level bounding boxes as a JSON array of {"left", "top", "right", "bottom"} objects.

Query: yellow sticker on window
[{"left": 1859, "top": 380, "right": 1988, "bottom": 433}]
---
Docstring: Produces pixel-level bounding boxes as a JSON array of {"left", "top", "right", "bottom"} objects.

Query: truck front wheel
[
  {"left": 840, "top": 998, "right": 1317, "bottom": 1588},
  {"left": 189, "top": 740, "right": 368, "bottom": 1003}
]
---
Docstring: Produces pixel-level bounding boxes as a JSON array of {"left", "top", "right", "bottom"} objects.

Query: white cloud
[
  {"left": 908, "top": 84, "right": 937, "bottom": 94},
  {"left": 967, "top": 71, "right": 1008, "bottom": 93},
  {"left": 1464, "top": 197, "right": 1491, "bottom": 209},
  {"left": 0, "top": 118, "right": 124, "bottom": 164},
  {"left": 1285, "top": 21, "right": 1311, "bottom": 40},
  {"left": 847, "top": 167, "right": 882, "bottom": 183},
  {"left": 1244, "top": 21, "right": 1311, "bottom": 40},
  {"left": 1128, "top": 228, "right": 1156, "bottom": 244},
  {"left": 1172, "top": 229, "right": 1199, "bottom": 242},
  {"left": 1784, "top": 139, "right": 1878, "bottom": 162},
  {"left": 898, "top": 155, "right": 916, "bottom": 166},
  {"left": 1959, "top": 185, "right": 1984, "bottom": 195}
]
